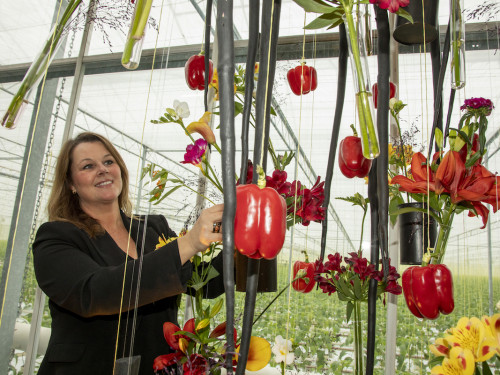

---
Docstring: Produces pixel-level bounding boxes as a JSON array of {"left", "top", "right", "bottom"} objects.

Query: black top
[{"left": 33, "top": 213, "right": 224, "bottom": 375}]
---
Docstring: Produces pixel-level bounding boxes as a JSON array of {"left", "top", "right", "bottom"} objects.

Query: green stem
[
  {"left": 425, "top": 204, "right": 456, "bottom": 266},
  {"left": 343, "top": 7, "right": 379, "bottom": 159},
  {"left": 121, "top": 0, "right": 152, "bottom": 66},
  {"left": 131, "top": 0, "right": 153, "bottom": 39},
  {"left": 391, "top": 110, "right": 410, "bottom": 202},
  {"left": 353, "top": 300, "right": 363, "bottom": 375},
  {"left": 359, "top": 207, "right": 367, "bottom": 253}
]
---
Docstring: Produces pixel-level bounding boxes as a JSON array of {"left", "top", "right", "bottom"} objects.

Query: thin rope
[
  {"left": 112, "top": 0, "right": 166, "bottom": 370},
  {"left": 0, "top": 0, "right": 65, "bottom": 329}
]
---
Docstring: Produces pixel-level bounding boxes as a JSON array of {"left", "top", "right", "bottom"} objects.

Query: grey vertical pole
[
  {"left": 0, "top": 81, "right": 60, "bottom": 373},
  {"left": 385, "top": 12, "right": 399, "bottom": 375}
]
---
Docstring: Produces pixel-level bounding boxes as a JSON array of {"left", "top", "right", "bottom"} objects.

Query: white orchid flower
[
  {"left": 173, "top": 100, "right": 190, "bottom": 119},
  {"left": 271, "top": 335, "right": 294, "bottom": 365}
]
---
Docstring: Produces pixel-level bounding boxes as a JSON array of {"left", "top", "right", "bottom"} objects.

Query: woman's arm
[{"left": 33, "top": 221, "right": 191, "bottom": 318}]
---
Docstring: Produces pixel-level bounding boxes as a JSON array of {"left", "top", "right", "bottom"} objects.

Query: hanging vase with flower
[
  {"left": 1, "top": 0, "right": 83, "bottom": 129},
  {"left": 450, "top": 0, "right": 466, "bottom": 89},
  {"left": 121, "top": 0, "right": 153, "bottom": 70},
  {"left": 342, "top": 6, "right": 379, "bottom": 159}
]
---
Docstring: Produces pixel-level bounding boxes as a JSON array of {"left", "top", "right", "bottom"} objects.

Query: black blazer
[{"left": 33, "top": 213, "right": 224, "bottom": 375}]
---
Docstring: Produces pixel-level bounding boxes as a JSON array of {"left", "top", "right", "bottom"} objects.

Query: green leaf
[
  {"left": 346, "top": 301, "right": 354, "bottom": 323},
  {"left": 352, "top": 276, "right": 362, "bottom": 300},
  {"left": 234, "top": 101, "right": 244, "bottom": 117},
  {"left": 304, "top": 10, "right": 343, "bottom": 30},
  {"left": 292, "top": 0, "right": 335, "bottom": 13},
  {"left": 209, "top": 298, "right": 224, "bottom": 319},
  {"left": 434, "top": 128, "right": 443, "bottom": 150},
  {"left": 395, "top": 8, "right": 413, "bottom": 23},
  {"left": 156, "top": 185, "right": 183, "bottom": 204},
  {"left": 389, "top": 195, "right": 405, "bottom": 227}
]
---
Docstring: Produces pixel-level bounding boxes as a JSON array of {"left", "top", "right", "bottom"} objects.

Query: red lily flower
[
  {"left": 163, "top": 318, "right": 195, "bottom": 351},
  {"left": 391, "top": 152, "right": 437, "bottom": 194},
  {"left": 153, "top": 352, "right": 183, "bottom": 371}
]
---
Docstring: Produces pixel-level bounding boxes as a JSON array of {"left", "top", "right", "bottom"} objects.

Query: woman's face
[{"left": 69, "top": 141, "right": 123, "bottom": 210}]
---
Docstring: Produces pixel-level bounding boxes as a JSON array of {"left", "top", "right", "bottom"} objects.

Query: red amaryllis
[
  {"left": 392, "top": 151, "right": 499, "bottom": 228},
  {"left": 181, "top": 139, "right": 207, "bottom": 168}
]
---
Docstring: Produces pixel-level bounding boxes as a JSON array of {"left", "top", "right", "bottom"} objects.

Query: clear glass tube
[
  {"left": 121, "top": 0, "right": 152, "bottom": 70},
  {"left": 2, "top": 24, "right": 64, "bottom": 129},
  {"left": 450, "top": 0, "right": 466, "bottom": 90},
  {"left": 343, "top": 11, "right": 380, "bottom": 159}
]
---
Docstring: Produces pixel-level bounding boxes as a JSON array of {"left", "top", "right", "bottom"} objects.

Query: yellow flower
[
  {"left": 430, "top": 337, "right": 450, "bottom": 357},
  {"left": 235, "top": 336, "right": 271, "bottom": 371},
  {"left": 186, "top": 112, "right": 215, "bottom": 144},
  {"left": 431, "top": 347, "right": 475, "bottom": 375},
  {"left": 209, "top": 69, "right": 237, "bottom": 100},
  {"left": 445, "top": 317, "right": 498, "bottom": 363},
  {"left": 481, "top": 314, "right": 500, "bottom": 356},
  {"left": 155, "top": 233, "right": 176, "bottom": 250}
]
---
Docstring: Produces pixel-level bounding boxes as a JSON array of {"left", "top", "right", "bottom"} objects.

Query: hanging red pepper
[
  {"left": 402, "top": 264, "right": 454, "bottom": 320},
  {"left": 287, "top": 63, "right": 318, "bottom": 96},
  {"left": 372, "top": 81, "right": 397, "bottom": 109},
  {"left": 185, "top": 54, "right": 213, "bottom": 91},
  {"left": 291, "top": 252, "right": 315, "bottom": 293},
  {"left": 338, "top": 125, "right": 372, "bottom": 179},
  {"left": 234, "top": 170, "right": 287, "bottom": 260}
]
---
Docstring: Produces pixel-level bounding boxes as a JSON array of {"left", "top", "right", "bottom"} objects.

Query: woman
[{"left": 33, "top": 132, "right": 225, "bottom": 374}]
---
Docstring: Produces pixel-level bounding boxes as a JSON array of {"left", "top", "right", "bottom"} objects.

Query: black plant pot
[
  {"left": 235, "top": 252, "right": 277, "bottom": 292},
  {"left": 393, "top": 0, "right": 439, "bottom": 45},
  {"left": 398, "top": 202, "right": 437, "bottom": 265}
]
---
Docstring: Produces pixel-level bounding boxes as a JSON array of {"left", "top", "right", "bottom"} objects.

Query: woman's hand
[{"left": 177, "top": 204, "right": 224, "bottom": 264}]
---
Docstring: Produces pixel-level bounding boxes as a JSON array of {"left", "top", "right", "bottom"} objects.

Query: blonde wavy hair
[{"left": 47, "top": 132, "right": 132, "bottom": 237}]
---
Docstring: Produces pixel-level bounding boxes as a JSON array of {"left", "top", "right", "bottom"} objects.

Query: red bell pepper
[
  {"left": 372, "top": 81, "right": 397, "bottom": 109},
  {"left": 185, "top": 54, "right": 213, "bottom": 91},
  {"left": 292, "top": 260, "right": 316, "bottom": 293},
  {"left": 287, "top": 64, "right": 318, "bottom": 96},
  {"left": 338, "top": 125, "right": 372, "bottom": 179},
  {"left": 402, "top": 264, "right": 454, "bottom": 320},
  {"left": 234, "top": 183, "right": 287, "bottom": 260}
]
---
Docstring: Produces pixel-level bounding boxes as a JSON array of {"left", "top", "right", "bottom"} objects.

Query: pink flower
[
  {"left": 460, "top": 97, "right": 494, "bottom": 116},
  {"left": 370, "top": 0, "right": 409, "bottom": 13},
  {"left": 181, "top": 139, "right": 208, "bottom": 167}
]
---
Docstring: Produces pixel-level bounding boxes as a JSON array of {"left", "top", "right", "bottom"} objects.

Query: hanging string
[
  {"left": 0, "top": 0, "right": 66, "bottom": 329},
  {"left": 111, "top": 1, "right": 166, "bottom": 371}
]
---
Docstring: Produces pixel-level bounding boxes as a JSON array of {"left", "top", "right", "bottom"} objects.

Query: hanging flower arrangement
[{"left": 391, "top": 98, "right": 497, "bottom": 266}]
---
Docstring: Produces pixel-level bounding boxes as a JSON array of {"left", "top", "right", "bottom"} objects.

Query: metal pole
[
  {"left": 62, "top": 0, "right": 96, "bottom": 141},
  {"left": 385, "top": 12, "right": 399, "bottom": 375}
]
